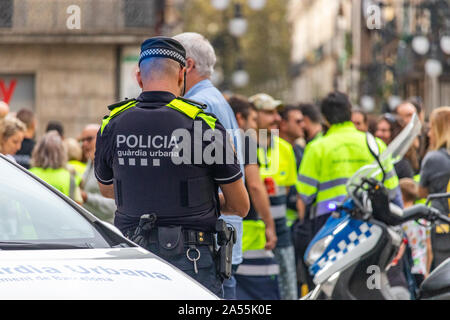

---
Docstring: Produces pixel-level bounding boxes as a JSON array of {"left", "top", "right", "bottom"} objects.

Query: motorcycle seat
[{"left": 420, "top": 257, "right": 450, "bottom": 299}]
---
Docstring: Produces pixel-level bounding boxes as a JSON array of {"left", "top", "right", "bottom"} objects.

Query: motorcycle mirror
[
  {"left": 366, "top": 132, "right": 380, "bottom": 158},
  {"left": 366, "top": 132, "right": 386, "bottom": 183}
]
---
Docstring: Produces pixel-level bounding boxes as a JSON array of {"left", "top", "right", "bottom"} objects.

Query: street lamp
[
  {"left": 247, "top": 0, "right": 266, "bottom": 11},
  {"left": 232, "top": 60, "right": 249, "bottom": 88},
  {"left": 425, "top": 58, "right": 443, "bottom": 78},
  {"left": 228, "top": 4, "right": 247, "bottom": 37},
  {"left": 360, "top": 95, "right": 376, "bottom": 112},
  {"left": 232, "top": 69, "right": 249, "bottom": 87},
  {"left": 210, "top": 0, "right": 264, "bottom": 90},
  {"left": 440, "top": 35, "right": 450, "bottom": 55},
  {"left": 388, "top": 95, "right": 402, "bottom": 111},
  {"left": 211, "top": 0, "right": 230, "bottom": 11},
  {"left": 412, "top": 35, "right": 430, "bottom": 55}
]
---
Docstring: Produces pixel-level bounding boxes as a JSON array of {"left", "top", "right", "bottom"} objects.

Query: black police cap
[{"left": 139, "top": 36, "right": 186, "bottom": 67}]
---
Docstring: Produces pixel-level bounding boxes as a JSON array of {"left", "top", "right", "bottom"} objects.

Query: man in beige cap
[{"left": 247, "top": 93, "right": 299, "bottom": 300}]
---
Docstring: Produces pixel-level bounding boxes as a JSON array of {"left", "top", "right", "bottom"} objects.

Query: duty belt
[{"left": 139, "top": 228, "right": 215, "bottom": 246}]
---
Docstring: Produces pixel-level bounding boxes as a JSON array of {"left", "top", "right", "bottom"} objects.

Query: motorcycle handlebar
[
  {"left": 430, "top": 207, "right": 450, "bottom": 224},
  {"left": 402, "top": 204, "right": 450, "bottom": 224},
  {"left": 401, "top": 204, "right": 429, "bottom": 223},
  {"left": 426, "top": 192, "right": 450, "bottom": 206}
]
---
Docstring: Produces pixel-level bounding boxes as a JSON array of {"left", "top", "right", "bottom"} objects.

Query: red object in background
[
  {"left": 0, "top": 79, "right": 17, "bottom": 104},
  {"left": 264, "top": 177, "right": 276, "bottom": 195}
]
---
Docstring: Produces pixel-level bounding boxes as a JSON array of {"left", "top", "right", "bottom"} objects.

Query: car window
[{"left": 0, "top": 158, "right": 110, "bottom": 248}]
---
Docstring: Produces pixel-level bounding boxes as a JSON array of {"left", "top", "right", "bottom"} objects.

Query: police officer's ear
[
  {"left": 136, "top": 67, "right": 144, "bottom": 89},
  {"left": 178, "top": 66, "right": 186, "bottom": 88},
  {"left": 178, "top": 66, "right": 186, "bottom": 81}
]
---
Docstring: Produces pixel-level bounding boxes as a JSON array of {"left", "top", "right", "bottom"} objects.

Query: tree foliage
[{"left": 179, "top": 0, "right": 291, "bottom": 100}]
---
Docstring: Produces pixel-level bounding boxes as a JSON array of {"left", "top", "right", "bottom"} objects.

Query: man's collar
[
  {"left": 185, "top": 79, "right": 213, "bottom": 98},
  {"left": 306, "top": 130, "right": 323, "bottom": 144},
  {"left": 136, "top": 91, "right": 177, "bottom": 104},
  {"left": 326, "top": 121, "right": 356, "bottom": 135}
]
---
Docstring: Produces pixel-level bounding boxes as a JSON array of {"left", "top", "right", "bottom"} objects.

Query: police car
[{"left": 0, "top": 154, "right": 219, "bottom": 300}]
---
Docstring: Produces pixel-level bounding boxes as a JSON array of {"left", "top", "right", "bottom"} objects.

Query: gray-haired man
[{"left": 173, "top": 32, "right": 245, "bottom": 300}]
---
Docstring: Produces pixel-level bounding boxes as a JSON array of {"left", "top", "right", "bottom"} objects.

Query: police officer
[{"left": 94, "top": 37, "right": 249, "bottom": 297}]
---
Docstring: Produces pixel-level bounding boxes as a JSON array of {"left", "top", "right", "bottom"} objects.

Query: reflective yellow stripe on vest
[
  {"left": 167, "top": 98, "right": 202, "bottom": 118},
  {"left": 167, "top": 99, "right": 216, "bottom": 129},
  {"left": 101, "top": 100, "right": 138, "bottom": 135},
  {"left": 101, "top": 98, "right": 216, "bottom": 135}
]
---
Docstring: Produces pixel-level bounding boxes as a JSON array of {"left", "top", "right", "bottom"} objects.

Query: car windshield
[
  {"left": 0, "top": 157, "right": 111, "bottom": 249},
  {"left": 346, "top": 113, "right": 422, "bottom": 193}
]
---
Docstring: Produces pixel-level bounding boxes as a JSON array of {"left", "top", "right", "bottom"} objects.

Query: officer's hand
[{"left": 264, "top": 227, "right": 277, "bottom": 251}]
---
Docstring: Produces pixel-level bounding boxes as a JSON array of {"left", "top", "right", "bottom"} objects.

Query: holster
[{"left": 215, "top": 220, "right": 236, "bottom": 280}]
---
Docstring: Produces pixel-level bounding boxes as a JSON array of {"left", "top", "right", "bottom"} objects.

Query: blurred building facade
[
  {"left": 288, "top": 0, "right": 355, "bottom": 104},
  {"left": 0, "top": 0, "right": 169, "bottom": 137},
  {"left": 289, "top": 0, "right": 450, "bottom": 116}
]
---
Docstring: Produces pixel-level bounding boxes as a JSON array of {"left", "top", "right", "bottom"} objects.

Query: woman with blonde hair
[
  {"left": 29, "top": 130, "right": 82, "bottom": 204},
  {"left": 418, "top": 106, "right": 450, "bottom": 270},
  {"left": 0, "top": 116, "right": 26, "bottom": 162}
]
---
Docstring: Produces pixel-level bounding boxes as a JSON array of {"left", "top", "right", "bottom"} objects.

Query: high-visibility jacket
[
  {"left": 257, "top": 135, "right": 298, "bottom": 220},
  {"left": 296, "top": 121, "right": 399, "bottom": 217},
  {"left": 286, "top": 132, "right": 324, "bottom": 225},
  {"left": 241, "top": 136, "right": 297, "bottom": 253},
  {"left": 68, "top": 160, "right": 87, "bottom": 179},
  {"left": 242, "top": 220, "right": 266, "bottom": 252},
  {"left": 29, "top": 167, "right": 80, "bottom": 200}
]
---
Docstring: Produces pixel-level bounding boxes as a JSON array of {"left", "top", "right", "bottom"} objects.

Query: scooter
[{"left": 302, "top": 114, "right": 450, "bottom": 300}]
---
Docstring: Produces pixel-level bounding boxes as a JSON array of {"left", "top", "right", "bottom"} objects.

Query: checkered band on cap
[{"left": 140, "top": 48, "right": 186, "bottom": 66}]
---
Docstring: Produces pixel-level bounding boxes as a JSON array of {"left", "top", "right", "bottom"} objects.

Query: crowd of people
[
  {"left": 0, "top": 31, "right": 449, "bottom": 301},
  {"left": 223, "top": 92, "right": 450, "bottom": 299},
  {"left": 0, "top": 107, "right": 116, "bottom": 225}
]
